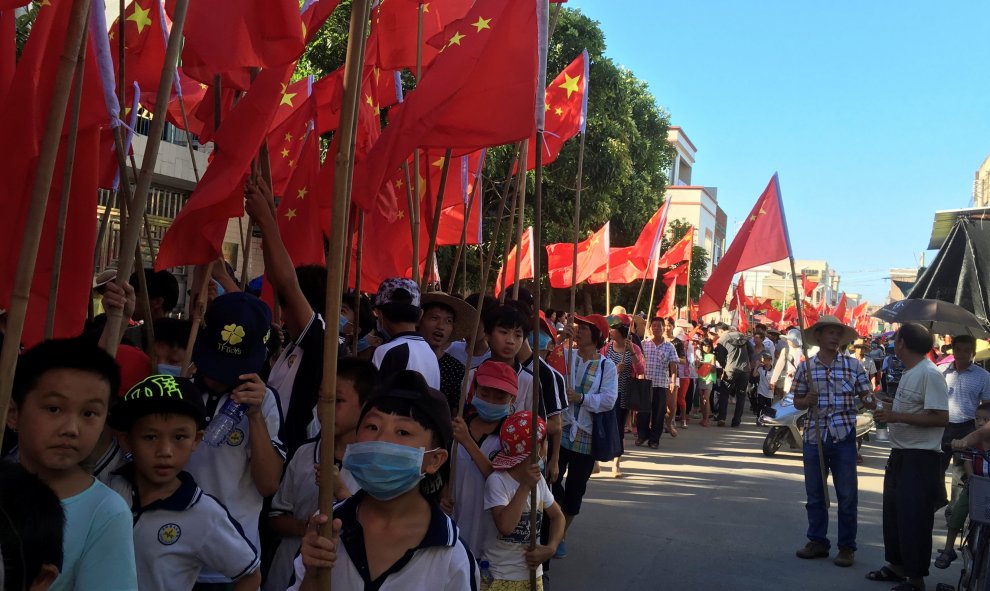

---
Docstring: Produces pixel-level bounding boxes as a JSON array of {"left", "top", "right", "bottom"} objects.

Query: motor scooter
[{"left": 760, "top": 392, "right": 876, "bottom": 456}]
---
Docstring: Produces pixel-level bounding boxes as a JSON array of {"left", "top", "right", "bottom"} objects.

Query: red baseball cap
[
  {"left": 574, "top": 314, "right": 609, "bottom": 339},
  {"left": 474, "top": 360, "right": 518, "bottom": 397},
  {"left": 491, "top": 411, "right": 547, "bottom": 470}
]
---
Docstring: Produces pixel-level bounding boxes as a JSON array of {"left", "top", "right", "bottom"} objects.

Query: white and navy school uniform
[
  {"left": 93, "top": 436, "right": 129, "bottom": 485},
  {"left": 264, "top": 437, "right": 359, "bottom": 591},
  {"left": 521, "top": 354, "right": 569, "bottom": 418},
  {"left": 286, "top": 491, "right": 479, "bottom": 591},
  {"left": 267, "top": 312, "right": 326, "bottom": 454},
  {"left": 108, "top": 465, "right": 259, "bottom": 591},
  {"left": 185, "top": 387, "right": 285, "bottom": 583},
  {"left": 372, "top": 331, "right": 441, "bottom": 389}
]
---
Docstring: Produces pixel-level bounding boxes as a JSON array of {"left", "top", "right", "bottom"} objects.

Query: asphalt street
[{"left": 550, "top": 413, "right": 959, "bottom": 591}]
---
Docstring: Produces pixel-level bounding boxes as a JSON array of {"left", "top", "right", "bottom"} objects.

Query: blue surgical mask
[
  {"left": 158, "top": 364, "right": 182, "bottom": 377},
  {"left": 528, "top": 332, "right": 552, "bottom": 352},
  {"left": 338, "top": 316, "right": 350, "bottom": 332},
  {"left": 472, "top": 397, "right": 511, "bottom": 422},
  {"left": 214, "top": 279, "right": 225, "bottom": 297},
  {"left": 342, "top": 440, "right": 431, "bottom": 500}
]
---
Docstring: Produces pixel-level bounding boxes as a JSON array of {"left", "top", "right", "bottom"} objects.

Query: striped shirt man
[
  {"left": 642, "top": 338, "right": 678, "bottom": 388},
  {"left": 942, "top": 362, "right": 990, "bottom": 424},
  {"left": 792, "top": 353, "right": 871, "bottom": 443}
]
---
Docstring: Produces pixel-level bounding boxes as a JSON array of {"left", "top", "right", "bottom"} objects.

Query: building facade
[{"left": 975, "top": 154, "right": 990, "bottom": 208}]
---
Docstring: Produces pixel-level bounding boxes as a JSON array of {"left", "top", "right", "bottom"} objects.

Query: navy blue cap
[{"left": 192, "top": 292, "right": 272, "bottom": 387}]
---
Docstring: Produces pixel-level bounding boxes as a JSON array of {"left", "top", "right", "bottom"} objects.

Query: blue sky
[{"left": 568, "top": 0, "right": 990, "bottom": 303}]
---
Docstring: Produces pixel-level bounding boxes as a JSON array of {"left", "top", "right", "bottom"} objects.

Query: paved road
[{"left": 550, "top": 416, "right": 958, "bottom": 590}]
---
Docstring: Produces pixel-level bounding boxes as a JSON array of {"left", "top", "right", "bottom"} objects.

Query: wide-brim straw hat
[
  {"left": 420, "top": 292, "right": 477, "bottom": 343},
  {"left": 804, "top": 315, "right": 858, "bottom": 347}
]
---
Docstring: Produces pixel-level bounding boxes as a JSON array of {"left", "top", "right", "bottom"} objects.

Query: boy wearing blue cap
[
  {"left": 186, "top": 292, "right": 286, "bottom": 586},
  {"left": 107, "top": 375, "right": 261, "bottom": 591}
]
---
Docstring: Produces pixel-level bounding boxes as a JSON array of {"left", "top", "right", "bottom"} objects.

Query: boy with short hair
[
  {"left": 485, "top": 411, "right": 565, "bottom": 590},
  {"left": 6, "top": 337, "right": 138, "bottom": 591},
  {"left": 372, "top": 278, "right": 441, "bottom": 389},
  {"left": 291, "top": 370, "right": 479, "bottom": 590},
  {"left": 756, "top": 351, "right": 774, "bottom": 419},
  {"left": 186, "top": 292, "right": 286, "bottom": 585},
  {"left": 153, "top": 317, "right": 192, "bottom": 376},
  {"left": 264, "top": 358, "right": 378, "bottom": 591},
  {"left": 0, "top": 461, "right": 65, "bottom": 591},
  {"left": 483, "top": 305, "right": 546, "bottom": 420},
  {"left": 106, "top": 375, "right": 261, "bottom": 591}
]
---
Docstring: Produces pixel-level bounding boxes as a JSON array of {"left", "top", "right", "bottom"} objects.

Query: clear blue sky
[{"left": 568, "top": 0, "right": 990, "bottom": 303}]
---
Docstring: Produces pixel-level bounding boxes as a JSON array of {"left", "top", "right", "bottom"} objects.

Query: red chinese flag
[
  {"left": 525, "top": 50, "right": 588, "bottom": 171},
  {"left": 0, "top": 8, "right": 14, "bottom": 103},
  {"left": 266, "top": 78, "right": 315, "bottom": 196},
  {"left": 764, "top": 307, "right": 783, "bottom": 324},
  {"left": 346, "top": 172, "right": 414, "bottom": 293},
  {"left": 736, "top": 300, "right": 749, "bottom": 334},
  {"left": 656, "top": 266, "right": 685, "bottom": 319},
  {"left": 629, "top": 202, "right": 670, "bottom": 263},
  {"left": 373, "top": 0, "right": 474, "bottom": 71},
  {"left": 496, "top": 227, "right": 535, "bottom": 296},
  {"left": 656, "top": 227, "right": 694, "bottom": 269},
  {"left": 586, "top": 247, "right": 647, "bottom": 285},
  {"left": 698, "top": 174, "right": 789, "bottom": 316},
  {"left": 801, "top": 272, "right": 818, "bottom": 297},
  {"left": 109, "top": 0, "right": 168, "bottom": 103},
  {"left": 851, "top": 301, "right": 868, "bottom": 323},
  {"left": 302, "top": 0, "right": 342, "bottom": 43},
  {"left": 276, "top": 133, "right": 324, "bottom": 267},
  {"left": 435, "top": 150, "right": 486, "bottom": 246},
  {"left": 833, "top": 292, "right": 847, "bottom": 324},
  {"left": 156, "top": 63, "right": 294, "bottom": 270},
  {"left": 546, "top": 222, "right": 610, "bottom": 289},
  {"left": 352, "top": 0, "right": 542, "bottom": 216},
  {"left": 729, "top": 274, "right": 750, "bottom": 312}
]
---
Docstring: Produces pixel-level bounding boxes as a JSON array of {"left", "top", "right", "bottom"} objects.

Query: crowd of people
[{"left": 2, "top": 198, "right": 989, "bottom": 591}]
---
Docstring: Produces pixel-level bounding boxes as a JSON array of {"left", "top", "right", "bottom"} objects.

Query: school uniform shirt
[
  {"left": 890, "top": 358, "right": 950, "bottom": 451},
  {"left": 373, "top": 331, "right": 442, "bottom": 389},
  {"left": 483, "top": 470, "right": 555, "bottom": 580},
  {"left": 521, "top": 354, "right": 569, "bottom": 417},
  {"left": 108, "top": 465, "right": 259, "bottom": 591},
  {"left": 439, "top": 352, "right": 467, "bottom": 413},
  {"left": 452, "top": 418, "right": 504, "bottom": 559},
  {"left": 50, "top": 478, "right": 138, "bottom": 591},
  {"left": 286, "top": 491, "right": 480, "bottom": 591},
  {"left": 757, "top": 366, "right": 773, "bottom": 399},
  {"left": 445, "top": 339, "right": 492, "bottom": 370},
  {"left": 267, "top": 312, "right": 325, "bottom": 454},
  {"left": 185, "top": 387, "right": 285, "bottom": 582},
  {"left": 93, "top": 436, "right": 128, "bottom": 485},
  {"left": 265, "top": 438, "right": 359, "bottom": 591}
]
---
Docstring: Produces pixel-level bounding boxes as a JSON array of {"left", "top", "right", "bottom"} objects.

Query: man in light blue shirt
[{"left": 939, "top": 335, "right": 990, "bottom": 484}]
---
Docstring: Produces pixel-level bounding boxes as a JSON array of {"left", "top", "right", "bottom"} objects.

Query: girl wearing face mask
[{"left": 443, "top": 360, "right": 519, "bottom": 561}]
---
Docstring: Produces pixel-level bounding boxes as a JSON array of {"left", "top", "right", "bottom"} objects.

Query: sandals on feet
[
  {"left": 934, "top": 548, "right": 958, "bottom": 569},
  {"left": 865, "top": 566, "right": 904, "bottom": 582}
]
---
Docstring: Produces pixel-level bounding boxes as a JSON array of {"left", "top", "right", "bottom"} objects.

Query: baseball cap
[
  {"left": 192, "top": 292, "right": 272, "bottom": 387},
  {"left": 108, "top": 375, "right": 208, "bottom": 431},
  {"left": 360, "top": 369, "right": 453, "bottom": 450},
  {"left": 373, "top": 277, "right": 421, "bottom": 308},
  {"left": 474, "top": 360, "right": 518, "bottom": 398},
  {"left": 491, "top": 411, "right": 547, "bottom": 471}
]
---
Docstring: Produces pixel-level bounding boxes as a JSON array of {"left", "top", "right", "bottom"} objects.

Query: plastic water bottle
[
  {"left": 203, "top": 399, "right": 248, "bottom": 447},
  {"left": 875, "top": 399, "right": 889, "bottom": 442},
  {"left": 479, "top": 560, "right": 493, "bottom": 585}
]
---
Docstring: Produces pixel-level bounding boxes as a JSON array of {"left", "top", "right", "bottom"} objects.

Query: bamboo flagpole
[
  {"left": 447, "top": 150, "right": 487, "bottom": 293},
  {"left": 316, "top": 1, "right": 371, "bottom": 587},
  {"left": 774, "top": 174, "right": 830, "bottom": 509},
  {"left": 180, "top": 261, "right": 214, "bottom": 377},
  {"left": 101, "top": 0, "right": 190, "bottom": 357},
  {"left": 565, "top": 130, "right": 586, "bottom": 389},
  {"left": 497, "top": 144, "right": 523, "bottom": 302},
  {"left": 351, "top": 211, "right": 365, "bottom": 356},
  {"left": 409, "top": 2, "right": 426, "bottom": 284},
  {"left": 422, "top": 148, "right": 454, "bottom": 290},
  {"left": 45, "top": 29, "right": 88, "bottom": 340},
  {"left": 0, "top": 0, "right": 93, "bottom": 429},
  {"left": 632, "top": 198, "right": 671, "bottom": 318},
  {"left": 510, "top": 141, "right": 529, "bottom": 301}
]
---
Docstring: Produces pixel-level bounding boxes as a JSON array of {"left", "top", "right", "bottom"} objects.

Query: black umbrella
[
  {"left": 873, "top": 298, "right": 990, "bottom": 339},
  {"left": 908, "top": 217, "right": 990, "bottom": 323}
]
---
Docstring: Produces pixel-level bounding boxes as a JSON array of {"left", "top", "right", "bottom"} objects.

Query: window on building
[{"left": 135, "top": 107, "right": 201, "bottom": 149}]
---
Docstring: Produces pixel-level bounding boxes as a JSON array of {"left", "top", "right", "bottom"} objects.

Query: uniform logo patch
[
  {"left": 227, "top": 428, "right": 245, "bottom": 447},
  {"left": 158, "top": 523, "right": 181, "bottom": 545}
]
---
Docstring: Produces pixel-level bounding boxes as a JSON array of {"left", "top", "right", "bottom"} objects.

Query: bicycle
[{"left": 938, "top": 449, "right": 990, "bottom": 591}]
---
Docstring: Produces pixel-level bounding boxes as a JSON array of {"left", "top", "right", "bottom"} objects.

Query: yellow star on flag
[
  {"left": 422, "top": 3, "right": 430, "bottom": 13},
  {"left": 199, "top": 83, "right": 208, "bottom": 90},
  {"left": 39, "top": 0, "right": 51, "bottom": 7},
  {"left": 432, "top": 157, "right": 445, "bottom": 168},
  {"left": 297, "top": 186, "right": 308, "bottom": 200},
  {"left": 749, "top": 206, "right": 768, "bottom": 222},
  {"left": 544, "top": 102, "right": 550, "bottom": 112},
  {"left": 127, "top": 3, "right": 153, "bottom": 34},
  {"left": 559, "top": 73, "right": 581, "bottom": 99},
  {"left": 365, "top": 94, "right": 374, "bottom": 107},
  {"left": 395, "top": 179, "right": 404, "bottom": 189},
  {"left": 288, "top": 159, "right": 296, "bottom": 168},
  {"left": 472, "top": 17, "right": 492, "bottom": 32},
  {"left": 280, "top": 148, "right": 289, "bottom": 158},
  {"left": 448, "top": 31, "right": 465, "bottom": 47},
  {"left": 373, "top": 67, "right": 381, "bottom": 83},
  {"left": 397, "top": 209, "right": 405, "bottom": 219},
  {"left": 554, "top": 107, "right": 564, "bottom": 116},
  {"left": 590, "top": 234, "right": 599, "bottom": 246},
  {"left": 285, "top": 209, "right": 297, "bottom": 220},
  {"left": 280, "top": 83, "right": 297, "bottom": 107},
  {"left": 284, "top": 132, "right": 293, "bottom": 142}
]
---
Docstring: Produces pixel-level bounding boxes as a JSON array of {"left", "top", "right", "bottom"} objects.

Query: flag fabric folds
[
  {"left": 586, "top": 247, "right": 646, "bottom": 285},
  {"left": 546, "top": 222, "right": 610, "bottom": 289},
  {"left": 656, "top": 227, "right": 694, "bottom": 269},
  {"left": 801, "top": 272, "right": 818, "bottom": 297},
  {"left": 698, "top": 174, "right": 789, "bottom": 316},
  {"left": 524, "top": 49, "right": 588, "bottom": 171},
  {"left": 496, "top": 227, "right": 535, "bottom": 296},
  {"left": 373, "top": 0, "right": 474, "bottom": 71}
]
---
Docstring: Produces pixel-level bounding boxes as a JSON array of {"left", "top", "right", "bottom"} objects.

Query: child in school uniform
[
  {"left": 756, "top": 351, "right": 774, "bottom": 419},
  {"left": 106, "top": 375, "right": 261, "bottom": 591},
  {"left": 264, "top": 359, "right": 378, "bottom": 591},
  {"left": 184, "top": 292, "right": 286, "bottom": 586},
  {"left": 6, "top": 338, "right": 138, "bottom": 591},
  {"left": 483, "top": 411, "right": 565, "bottom": 591},
  {"left": 446, "top": 360, "right": 519, "bottom": 559},
  {"left": 290, "top": 370, "right": 479, "bottom": 590}
]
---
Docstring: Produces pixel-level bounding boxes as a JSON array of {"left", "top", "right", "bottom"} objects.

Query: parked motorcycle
[{"left": 760, "top": 392, "right": 876, "bottom": 456}]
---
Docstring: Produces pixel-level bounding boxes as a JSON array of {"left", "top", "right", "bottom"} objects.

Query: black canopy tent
[{"left": 908, "top": 216, "right": 990, "bottom": 323}]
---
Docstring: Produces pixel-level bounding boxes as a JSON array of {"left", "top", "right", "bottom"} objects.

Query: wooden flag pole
[
  {"left": 566, "top": 131, "right": 586, "bottom": 389},
  {"left": 422, "top": 149, "right": 454, "bottom": 290},
  {"left": 180, "top": 262, "right": 214, "bottom": 377},
  {"left": 408, "top": 3, "right": 425, "bottom": 284},
  {"left": 449, "top": 147, "right": 519, "bottom": 506},
  {"left": 0, "top": 0, "right": 92, "bottom": 429},
  {"left": 317, "top": 1, "right": 371, "bottom": 587},
  {"left": 102, "top": 0, "right": 190, "bottom": 357},
  {"left": 645, "top": 269, "right": 660, "bottom": 322},
  {"left": 45, "top": 28, "right": 88, "bottom": 340},
  {"left": 528, "top": 132, "right": 545, "bottom": 591},
  {"left": 446, "top": 159, "right": 484, "bottom": 294},
  {"left": 510, "top": 141, "right": 530, "bottom": 301},
  {"left": 484, "top": 143, "right": 522, "bottom": 283},
  {"left": 497, "top": 148, "right": 522, "bottom": 302}
]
